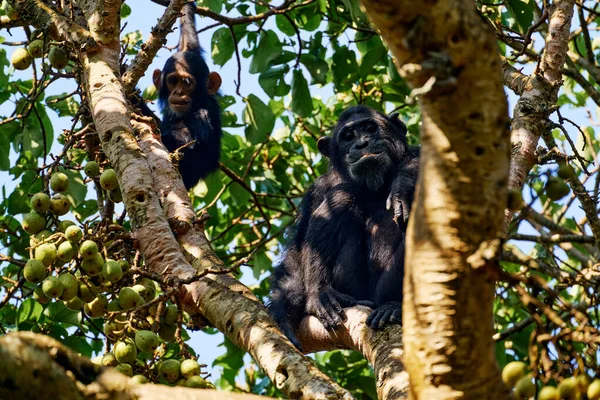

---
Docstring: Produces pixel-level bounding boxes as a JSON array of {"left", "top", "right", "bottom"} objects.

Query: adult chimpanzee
[
  {"left": 269, "top": 106, "right": 419, "bottom": 350},
  {"left": 152, "top": 2, "right": 222, "bottom": 189}
]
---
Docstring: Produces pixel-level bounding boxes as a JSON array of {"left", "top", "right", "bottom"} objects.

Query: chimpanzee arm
[
  {"left": 387, "top": 148, "right": 420, "bottom": 224},
  {"left": 366, "top": 237, "right": 405, "bottom": 329},
  {"left": 301, "top": 185, "right": 364, "bottom": 330}
]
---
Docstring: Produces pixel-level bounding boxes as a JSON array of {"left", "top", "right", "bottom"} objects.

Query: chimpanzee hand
[
  {"left": 386, "top": 175, "right": 413, "bottom": 224},
  {"left": 366, "top": 302, "right": 402, "bottom": 329},
  {"left": 307, "top": 288, "right": 374, "bottom": 330}
]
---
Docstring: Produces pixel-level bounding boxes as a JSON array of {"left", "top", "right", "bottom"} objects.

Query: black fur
[
  {"left": 269, "top": 106, "right": 419, "bottom": 350},
  {"left": 156, "top": 2, "right": 221, "bottom": 189}
]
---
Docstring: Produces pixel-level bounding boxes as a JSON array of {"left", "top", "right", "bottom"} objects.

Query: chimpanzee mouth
[
  {"left": 170, "top": 98, "right": 190, "bottom": 106},
  {"left": 360, "top": 153, "right": 379, "bottom": 159},
  {"left": 349, "top": 152, "right": 382, "bottom": 165}
]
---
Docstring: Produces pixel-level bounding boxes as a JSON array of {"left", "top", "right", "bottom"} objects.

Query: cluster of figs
[
  {"left": 20, "top": 162, "right": 213, "bottom": 388},
  {"left": 2, "top": 2, "right": 69, "bottom": 71},
  {"left": 503, "top": 361, "right": 600, "bottom": 400}
]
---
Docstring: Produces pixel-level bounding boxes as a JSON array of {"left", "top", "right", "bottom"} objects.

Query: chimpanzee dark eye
[
  {"left": 341, "top": 130, "right": 355, "bottom": 141},
  {"left": 167, "top": 76, "right": 178, "bottom": 86},
  {"left": 365, "top": 122, "right": 377, "bottom": 134}
]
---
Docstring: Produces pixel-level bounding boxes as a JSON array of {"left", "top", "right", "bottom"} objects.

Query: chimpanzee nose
[{"left": 355, "top": 136, "right": 369, "bottom": 150}]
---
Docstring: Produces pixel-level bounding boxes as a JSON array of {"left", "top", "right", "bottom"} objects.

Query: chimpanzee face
[
  {"left": 319, "top": 106, "right": 408, "bottom": 193},
  {"left": 165, "top": 62, "right": 197, "bottom": 115},
  {"left": 338, "top": 116, "right": 394, "bottom": 188}
]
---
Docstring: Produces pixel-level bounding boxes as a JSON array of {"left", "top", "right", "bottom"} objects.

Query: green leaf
[
  {"left": 243, "top": 94, "right": 275, "bottom": 144},
  {"left": 0, "top": 130, "right": 9, "bottom": 171},
  {"left": 506, "top": 0, "right": 534, "bottom": 34},
  {"left": 275, "top": 14, "right": 296, "bottom": 36},
  {"left": 332, "top": 45, "right": 359, "bottom": 91},
  {"left": 253, "top": 251, "right": 271, "bottom": 279},
  {"left": 359, "top": 44, "right": 388, "bottom": 79},
  {"left": 46, "top": 93, "right": 79, "bottom": 117},
  {"left": 303, "top": 13, "right": 322, "bottom": 32},
  {"left": 17, "top": 298, "right": 43, "bottom": 325},
  {"left": 291, "top": 70, "right": 313, "bottom": 118},
  {"left": 249, "top": 31, "right": 282, "bottom": 74},
  {"left": 120, "top": 3, "right": 131, "bottom": 18},
  {"left": 301, "top": 54, "right": 328, "bottom": 85},
  {"left": 43, "top": 301, "right": 80, "bottom": 326},
  {"left": 211, "top": 27, "right": 234, "bottom": 66},
  {"left": 62, "top": 336, "right": 93, "bottom": 357},
  {"left": 60, "top": 169, "right": 86, "bottom": 207},
  {"left": 0, "top": 48, "right": 10, "bottom": 88},
  {"left": 198, "top": 0, "right": 223, "bottom": 13},
  {"left": 258, "top": 65, "right": 290, "bottom": 97}
]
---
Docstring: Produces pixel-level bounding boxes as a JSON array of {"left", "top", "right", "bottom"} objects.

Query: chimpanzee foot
[{"left": 366, "top": 302, "right": 402, "bottom": 329}]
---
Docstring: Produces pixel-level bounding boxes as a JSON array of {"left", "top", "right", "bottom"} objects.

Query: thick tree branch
[
  {"left": 504, "top": 0, "right": 575, "bottom": 230},
  {"left": 360, "top": 0, "right": 510, "bottom": 398},
  {"left": 134, "top": 121, "right": 354, "bottom": 400},
  {"left": 8, "top": 0, "right": 96, "bottom": 48},
  {"left": 0, "top": 332, "right": 269, "bottom": 400},
  {"left": 297, "top": 308, "right": 408, "bottom": 399}
]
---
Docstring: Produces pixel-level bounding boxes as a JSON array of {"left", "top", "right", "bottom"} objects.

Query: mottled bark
[
  {"left": 360, "top": 0, "right": 510, "bottom": 399},
  {"left": 77, "top": 7, "right": 195, "bottom": 280},
  {"left": 135, "top": 122, "right": 355, "bottom": 400},
  {"left": 297, "top": 308, "right": 408, "bottom": 399},
  {"left": 9, "top": 0, "right": 95, "bottom": 45},
  {"left": 503, "top": 0, "right": 575, "bottom": 226}
]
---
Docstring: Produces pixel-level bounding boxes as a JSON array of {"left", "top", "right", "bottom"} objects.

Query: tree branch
[
  {"left": 133, "top": 119, "right": 354, "bottom": 399},
  {"left": 360, "top": 0, "right": 510, "bottom": 398},
  {"left": 121, "top": 0, "right": 187, "bottom": 93},
  {"left": 0, "top": 332, "right": 270, "bottom": 400}
]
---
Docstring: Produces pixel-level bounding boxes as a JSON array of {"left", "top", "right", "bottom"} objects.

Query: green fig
[
  {"left": 22, "top": 212, "right": 46, "bottom": 235},
  {"left": 42, "top": 276, "right": 64, "bottom": 298},
  {"left": 58, "top": 273, "right": 78, "bottom": 301},
  {"left": 11, "top": 48, "right": 32, "bottom": 70},
  {"left": 34, "top": 243, "right": 57, "bottom": 267},
  {"left": 49, "top": 194, "right": 70, "bottom": 216},
  {"left": 23, "top": 259, "right": 47, "bottom": 283},
  {"left": 48, "top": 46, "right": 68, "bottom": 69},
  {"left": 100, "top": 169, "right": 118, "bottom": 191},
  {"left": 180, "top": 359, "right": 201, "bottom": 379},
  {"left": 134, "top": 330, "right": 160, "bottom": 353},
  {"left": 30, "top": 193, "right": 50, "bottom": 213},
  {"left": 27, "top": 39, "right": 44, "bottom": 58},
  {"left": 114, "top": 338, "right": 137, "bottom": 364},
  {"left": 84, "top": 161, "right": 100, "bottom": 178},
  {"left": 159, "top": 359, "right": 181, "bottom": 383},
  {"left": 50, "top": 172, "right": 69, "bottom": 193}
]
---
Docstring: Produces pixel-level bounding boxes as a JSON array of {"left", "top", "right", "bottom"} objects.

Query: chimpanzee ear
[
  {"left": 153, "top": 69, "right": 162, "bottom": 90},
  {"left": 389, "top": 112, "right": 407, "bottom": 136},
  {"left": 317, "top": 137, "right": 331, "bottom": 158},
  {"left": 207, "top": 71, "right": 222, "bottom": 95}
]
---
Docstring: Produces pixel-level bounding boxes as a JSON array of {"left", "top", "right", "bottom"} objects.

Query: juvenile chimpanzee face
[
  {"left": 165, "top": 62, "right": 196, "bottom": 115},
  {"left": 321, "top": 106, "right": 408, "bottom": 193},
  {"left": 153, "top": 53, "right": 222, "bottom": 119}
]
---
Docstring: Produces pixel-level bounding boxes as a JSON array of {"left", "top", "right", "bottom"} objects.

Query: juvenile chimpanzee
[
  {"left": 269, "top": 106, "right": 419, "bottom": 350},
  {"left": 153, "top": 2, "right": 222, "bottom": 189}
]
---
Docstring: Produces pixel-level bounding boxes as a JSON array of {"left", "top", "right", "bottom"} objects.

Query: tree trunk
[{"left": 360, "top": 1, "right": 511, "bottom": 398}]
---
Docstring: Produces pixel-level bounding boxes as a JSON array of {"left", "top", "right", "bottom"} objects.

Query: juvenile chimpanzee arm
[{"left": 301, "top": 186, "right": 365, "bottom": 330}]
